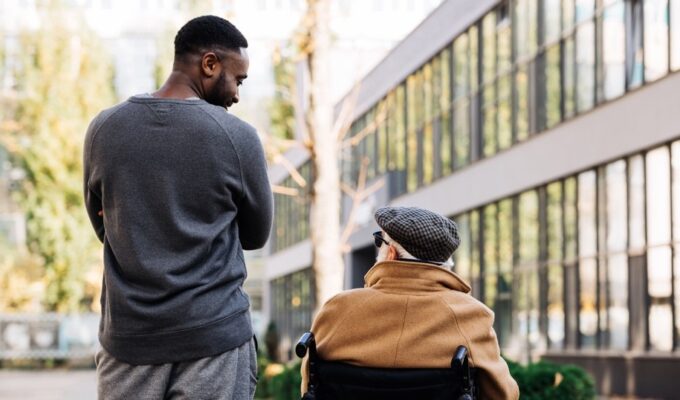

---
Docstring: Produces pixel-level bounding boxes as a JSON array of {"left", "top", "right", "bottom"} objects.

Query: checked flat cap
[{"left": 375, "top": 206, "right": 460, "bottom": 263}]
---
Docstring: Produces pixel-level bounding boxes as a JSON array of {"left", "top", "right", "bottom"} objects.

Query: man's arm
[
  {"left": 235, "top": 125, "right": 273, "bottom": 250},
  {"left": 466, "top": 308, "right": 520, "bottom": 399},
  {"left": 83, "top": 118, "right": 105, "bottom": 243}
]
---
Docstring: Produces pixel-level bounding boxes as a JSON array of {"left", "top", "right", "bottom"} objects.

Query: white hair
[{"left": 377, "top": 231, "right": 454, "bottom": 269}]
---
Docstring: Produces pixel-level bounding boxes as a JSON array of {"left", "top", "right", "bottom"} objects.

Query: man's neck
[{"left": 153, "top": 70, "right": 202, "bottom": 100}]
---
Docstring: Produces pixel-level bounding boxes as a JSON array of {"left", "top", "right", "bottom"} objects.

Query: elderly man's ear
[{"left": 387, "top": 245, "right": 398, "bottom": 261}]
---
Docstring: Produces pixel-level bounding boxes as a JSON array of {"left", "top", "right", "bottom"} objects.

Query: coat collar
[{"left": 364, "top": 260, "right": 471, "bottom": 294}]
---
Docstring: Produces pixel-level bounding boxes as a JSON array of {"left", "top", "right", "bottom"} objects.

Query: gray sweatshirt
[{"left": 83, "top": 95, "right": 273, "bottom": 365}]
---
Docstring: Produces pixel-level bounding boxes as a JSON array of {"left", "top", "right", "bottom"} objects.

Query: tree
[
  {"left": 265, "top": 0, "right": 387, "bottom": 311},
  {"left": 0, "top": 4, "right": 116, "bottom": 312},
  {"left": 299, "top": 0, "right": 345, "bottom": 309}
]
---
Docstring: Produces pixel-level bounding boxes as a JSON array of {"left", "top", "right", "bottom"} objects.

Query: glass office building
[{"left": 265, "top": 0, "right": 680, "bottom": 397}]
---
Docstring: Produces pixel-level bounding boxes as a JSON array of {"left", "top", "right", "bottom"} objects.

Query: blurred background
[{"left": 1, "top": 0, "right": 680, "bottom": 399}]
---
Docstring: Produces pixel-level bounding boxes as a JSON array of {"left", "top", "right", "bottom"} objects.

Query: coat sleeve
[
  {"left": 299, "top": 293, "right": 346, "bottom": 395},
  {"left": 465, "top": 306, "right": 519, "bottom": 399}
]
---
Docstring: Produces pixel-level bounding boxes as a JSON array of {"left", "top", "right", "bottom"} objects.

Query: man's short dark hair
[{"left": 174, "top": 15, "right": 248, "bottom": 59}]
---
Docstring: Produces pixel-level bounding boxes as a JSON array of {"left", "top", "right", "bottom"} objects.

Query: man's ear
[
  {"left": 387, "top": 245, "right": 397, "bottom": 261},
  {"left": 201, "top": 52, "right": 220, "bottom": 78}
]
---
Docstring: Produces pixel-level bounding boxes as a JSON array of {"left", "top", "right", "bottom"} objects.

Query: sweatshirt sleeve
[
  {"left": 233, "top": 123, "right": 273, "bottom": 250},
  {"left": 83, "top": 116, "right": 105, "bottom": 243}
]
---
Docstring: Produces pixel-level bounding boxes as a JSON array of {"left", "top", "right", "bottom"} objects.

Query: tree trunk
[{"left": 306, "top": 0, "right": 344, "bottom": 312}]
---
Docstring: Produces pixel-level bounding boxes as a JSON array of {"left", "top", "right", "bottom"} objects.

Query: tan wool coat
[{"left": 300, "top": 260, "right": 519, "bottom": 399}]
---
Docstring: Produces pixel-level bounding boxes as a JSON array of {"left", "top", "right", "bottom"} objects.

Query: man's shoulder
[
  {"left": 439, "top": 289, "right": 495, "bottom": 319},
  {"left": 198, "top": 104, "right": 257, "bottom": 136},
  {"left": 90, "top": 100, "right": 131, "bottom": 127},
  {"left": 319, "top": 288, "right": 377, "bottom": 312}
]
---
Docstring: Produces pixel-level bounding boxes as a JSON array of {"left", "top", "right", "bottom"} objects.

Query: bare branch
[
  {"left": 272, "top": 185, "right": 299, "bottom": 196},
  {"left": 358, "top": 178, "right": 384, "bottom": 201},
  {"left": 272, "top": 153, "right": 307, "bottom": 188},
  {"left": 333, "top": 83, "right": 361, "bottom": 142},
  {"left": 340, "top": 101, "right": 388, "bottom": 149},
  {"left": 339, "top": 157, "right": 370, "bottom": 246},
  {"left": 340, "top": 182, "right": 356, "bottom": 198}
]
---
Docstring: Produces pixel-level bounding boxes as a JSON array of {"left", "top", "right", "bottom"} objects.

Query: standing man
[{"left": 84, "top": 16, "right": 272, "bottom": 400}]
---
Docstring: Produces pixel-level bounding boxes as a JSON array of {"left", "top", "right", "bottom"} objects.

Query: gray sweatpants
[{"left": 95, "top": 339, "right": 257, "bottom": 400}]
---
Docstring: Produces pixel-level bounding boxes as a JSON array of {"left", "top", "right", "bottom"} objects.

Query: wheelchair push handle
[
  {"left": 452, "top": 345, "right": 468, "bottom": 369},
  {"left": 296, "top": 332, "right": 316, "bottom": 358}
]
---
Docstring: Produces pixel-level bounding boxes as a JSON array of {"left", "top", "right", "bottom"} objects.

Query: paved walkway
[{"left": 0, "top": 370, "right": 96, "bottom": 400}]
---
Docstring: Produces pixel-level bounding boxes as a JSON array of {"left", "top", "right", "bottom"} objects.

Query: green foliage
[
  {"left": 507, "top": 359, "right": 596, "bottom": 400},
  {"left": 270, "top": 361, "right": 302, "bottom": 400},
  {"left": 254, "top": 356, "right": 302, "bottom": 400},
  {"left": 268, "top": 45, "right": 296, "bottom": 141},
  {"left": 0, "top": 3, "right": 116, "bottom": 312},
  {"left": 0, "top": 242, "right": 45, "bottom": 312},
  {"left": 154, "top": 27, "right": 175, "bottom": 89}
]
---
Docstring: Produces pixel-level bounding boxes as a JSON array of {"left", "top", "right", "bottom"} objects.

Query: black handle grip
[
  {"left": 452, "top": 345, "right": 468, "bottom": 369},
  {"left": 296, "top": 332, "right": 315, "bottom": 358}
]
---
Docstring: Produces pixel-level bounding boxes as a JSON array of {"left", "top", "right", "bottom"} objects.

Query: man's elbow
[
  {"left": 240, "top": 229, "right": 270, "bottom": 250},
  {"left": 238, "top": 209, "right": 272, "bottom": 250}
]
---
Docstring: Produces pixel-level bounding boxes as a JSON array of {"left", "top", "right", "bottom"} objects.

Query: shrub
[
  {"left": 254, "top": 353, "right": 301, "bottom": 400},
  {"left": 269, "top": 361, "right": 302, "bottom": 400},
  {"left": 506, "top": 358, "right": 596, "bottom": 400}
]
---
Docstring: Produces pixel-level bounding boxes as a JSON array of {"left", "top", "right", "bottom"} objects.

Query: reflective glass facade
[
  {"left": 341, "top": 0, "right": 679, "bottom": 198},
  {"left": 453, "top": 139, "right": 680, "bottom": 358},
  {"left": 271, "top": 161, "right": 312, "bottom": 252}
]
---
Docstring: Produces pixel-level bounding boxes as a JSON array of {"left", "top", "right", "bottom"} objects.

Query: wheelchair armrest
[{"left": 296, "top": 332, "right": 316, "bottom": 358}]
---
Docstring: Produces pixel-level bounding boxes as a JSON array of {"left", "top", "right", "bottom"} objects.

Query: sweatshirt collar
[{"left": 364, "top": 260, "right": 471, "bottom": 294}]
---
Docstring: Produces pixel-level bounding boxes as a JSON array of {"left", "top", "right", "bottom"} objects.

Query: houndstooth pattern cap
[{"left": 375, "top": 206, "right": 460, "bottom": 263}]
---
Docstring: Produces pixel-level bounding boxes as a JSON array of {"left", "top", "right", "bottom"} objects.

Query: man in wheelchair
[{"left": 299, "top": 207, "right": 519, "bottom": 399}]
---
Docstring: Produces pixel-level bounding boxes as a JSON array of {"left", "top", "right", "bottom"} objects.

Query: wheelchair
[{"left": 296, "top": 332, "right": 478, "bottom": 400}]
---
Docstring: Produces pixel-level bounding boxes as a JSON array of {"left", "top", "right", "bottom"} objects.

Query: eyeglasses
[{"left": 373, "top": 231, "right": 390, "bottom": 248}]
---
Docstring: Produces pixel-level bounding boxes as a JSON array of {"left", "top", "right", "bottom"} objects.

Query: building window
[
  {"left": 483, "top": 204, "right": 498, "bottom": 310},
  {"left": 454, "top": 213, "right": 472, "bottom": 282},
  {"left": 395, "top": 85, "right": 407, "bottom": 172},
  {"left": 599, "top": 0, "right": 626, "bottom": 101},
  {"left": 269, "top": 268, "right": 315, "bottom": 358},
  {"left": 470, "top": 209, "right": 482, "bottom": 296},
  {"left": 517, "top": 190, "right": 540, "bottom": 358},
  {"left": 497, "top": 199, "right": 514, "bottom": 348},
  {"left": 272, "top": 162, "right": 312, "bottom": 252},
  {"left": 646, "top": 147, "right": 673, "bottom": 351},
  {"left": 439, "top": 49, "right": 453, "bottom": 176},
  {"left": 514, "top": 64, "right": 531, "bottom": 142},
  {"left": 546, "top": 181, "right": 565, "bottom": 349},
  {"left": 514, "top": 0, "right": 538, "bottom": 61},
  {"left": 626, "top": 0, "right": 645, "bottom": 89},
  {"left": 406, "top": 73, "right": 421, "bottom": 192},
  {"left": 672, "top": 141, "right": 680, "bottom": 348},
  {"left": 543, "top": 44, "right": 562, "bottom": 129},
  {"left": 422, "top": 63, "right": 435, "bottom": 185},
  {"left": 629, "top": 155, "right": 646, "bottom": 252},
  {"left": 453, "top": 33, "right": 472, "bottom": 168},
  {"left": 576, "top": 19, "right": 596, "bottom": 113},
  {"left": 482, "top": 12, "right": 498, "bottom": 158},
  {"left": 377, "top": 99, "right": 388, "bottom": 175},
  {"left": 542, "top": 0, "right": 562, "bottom": 45},
  {"left": 578, "top": 171, "right": 598, "bottom": 349},
  {"left": 644, "top": 0, "right": 669, "bottom": 82},
  {"left": 605, "top": 160, "right": 629, "bottom": 350},
  {"left": 671, "top": 0, "right": 680, "bottom": 70}
]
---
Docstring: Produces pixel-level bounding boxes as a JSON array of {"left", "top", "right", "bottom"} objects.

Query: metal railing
[{"left": 0, "top": 313, "right": 99, "bottom": 360}]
